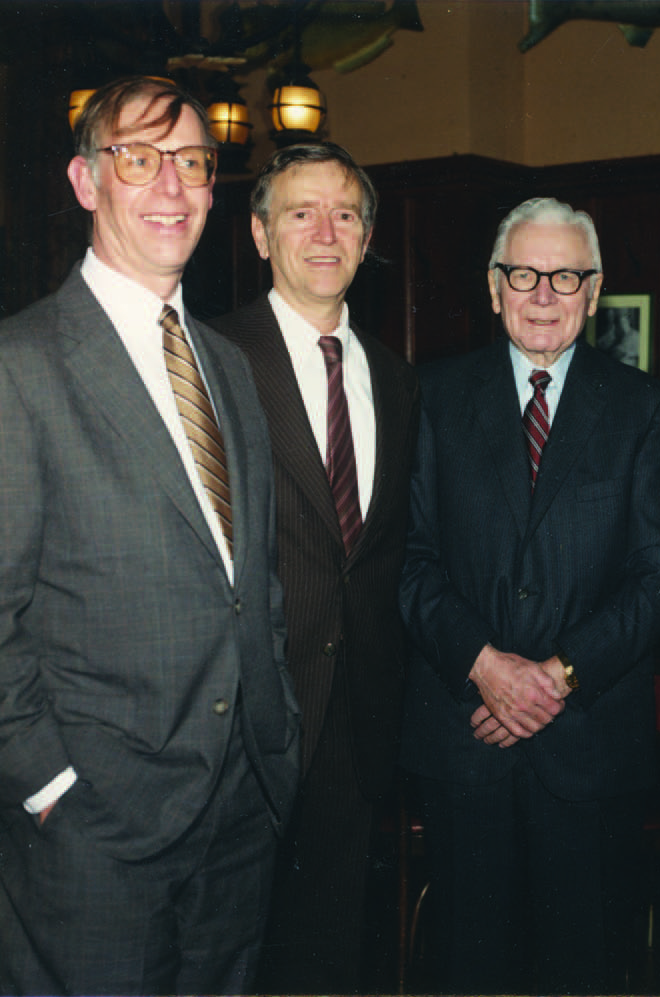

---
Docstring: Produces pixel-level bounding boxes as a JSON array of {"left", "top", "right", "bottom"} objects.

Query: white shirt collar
[
  {"left": 80, "top": 248, "right": 185, "bottom": 332},
  {"left": 509, "top": 339, "right": 575, "bottom": 420},
  {"left": 268, "top": 289, "right": 352, "bottom": 367}
]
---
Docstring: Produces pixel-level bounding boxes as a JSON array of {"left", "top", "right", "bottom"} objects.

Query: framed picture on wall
[{"left": 585, "top": 294, "right": 652, "bottom": 372}]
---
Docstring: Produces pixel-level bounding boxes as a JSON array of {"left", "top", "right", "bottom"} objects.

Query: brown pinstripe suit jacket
[{"left": 213, "top": 294, "right": 419, "bottom": 798}]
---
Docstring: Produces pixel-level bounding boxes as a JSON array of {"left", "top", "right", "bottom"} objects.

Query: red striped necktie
[
  {"left": 318, "top": 336, "right": 362, "bottom": 555},
  {"left": 522, "top": 368, "right": 552, "bottom": 491}
]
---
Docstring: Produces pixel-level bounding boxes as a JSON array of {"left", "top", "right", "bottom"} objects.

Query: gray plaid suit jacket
[{"left": 0, "top": 266, "right": 300, "bottom": 860}]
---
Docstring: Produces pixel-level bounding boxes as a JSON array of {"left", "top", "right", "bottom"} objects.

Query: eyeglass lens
[
  {"left": 110, "top": 144, "right": 216, "bottom": 187},
  {"left": 502, "top": 266, "right": 586, "bottom": 295}
]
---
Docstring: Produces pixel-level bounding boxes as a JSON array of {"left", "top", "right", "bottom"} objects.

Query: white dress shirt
[
  {"left": 510, "top": 340, "right": 576, "bottom": 425},
  {"left": 269, "top": 289, "right": 376, "bottom": 518},
  {"left": 24, "top": 250, "right": 233, "bottom": 815}
]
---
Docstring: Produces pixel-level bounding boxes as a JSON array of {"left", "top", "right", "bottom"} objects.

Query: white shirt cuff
[{"left": 23, "top": 766, "right": 78, "bottom": 814}]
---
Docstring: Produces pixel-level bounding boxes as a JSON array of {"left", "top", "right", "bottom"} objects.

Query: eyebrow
[{"left": 284, "top": 199, "right": 361, "bottom": 213}]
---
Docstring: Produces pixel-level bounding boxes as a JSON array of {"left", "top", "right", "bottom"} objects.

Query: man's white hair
[{"left": 489, "top": 197, "right": 602, "bottom": 295}]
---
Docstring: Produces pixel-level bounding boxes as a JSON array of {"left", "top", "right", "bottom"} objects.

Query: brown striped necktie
[
  {"left": 522, "top": 368, "right": 552, "bottom": 491},
  {"left": 318, "top": 335, "right": 362, "bottom": 555},
  {"left": 159, "top": 305, "right": 233, "bottom": 558}
]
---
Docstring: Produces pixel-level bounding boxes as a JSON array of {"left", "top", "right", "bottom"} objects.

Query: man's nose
[
  {"left": 314, "top": 213, "right": 336, "bottom": 243},
  {"left": 530, "top": 275, "right": 556, "bottom": 304},
  {"left": 154, "top": 155, "right": 183, "bottom": 195}
]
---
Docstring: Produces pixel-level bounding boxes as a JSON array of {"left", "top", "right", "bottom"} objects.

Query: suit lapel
[
  {"left": 526, "top": 340, "right": 608, "bottom": 537},
  {"left": 242, "top": 301, "right": 343, "bottom": 547},
  {"left": 57, "top": 274, "right": 225, "bottom": 567},
  {"left": 349, "top": 331, "right": 404, "bottom": 560},
  {"left": 472, "top": 341, "right": 531, "bottom": 538},
  {"left": 188, "top": 316, "right": 250, "bottom": 580}
]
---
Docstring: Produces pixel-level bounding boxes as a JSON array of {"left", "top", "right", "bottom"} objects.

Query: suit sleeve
[
  {"left": 399, "top": 402, "right": 496, "bottom": 696},
  {"left": 266, "top": 431, "right": 289, "bottom": 679},
  {"left": 237, "top": 344, "right": 297, "bottom": 719},
  {"left": 556, "top": 396, "right": 660, "bottom": 706},
  {"left": 0, "top": 357, "right": 71, "bottom": 805}
]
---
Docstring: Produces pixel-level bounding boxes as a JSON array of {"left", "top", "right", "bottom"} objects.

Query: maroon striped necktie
[
  {"left": 522, "top": 368, "right": 552, "bottom": 491},
  {"left": 318, "top": 336, "right": 362, "bottom": 554},
  {"left": 160, "top": 305, "right": 233, "bottom": 558}
]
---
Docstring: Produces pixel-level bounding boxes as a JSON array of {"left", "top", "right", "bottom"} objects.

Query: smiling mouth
[
  {"left": 143, "top": 214, "right": 186, "bottom": 226},
  {"left": 306, "top": 256, "right": 340, "bottom": 264}
]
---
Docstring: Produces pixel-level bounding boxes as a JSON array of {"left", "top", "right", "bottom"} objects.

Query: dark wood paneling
[
  {"left": 350, "top": 154, "right": 660, "bottom": 370},
  {"left": 6, "top": 150, "right": 660, "bottom": 375}
]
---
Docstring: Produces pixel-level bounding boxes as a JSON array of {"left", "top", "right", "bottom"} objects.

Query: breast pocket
[{"left": 576, "top": 477, "right": 625, "bottom": 502}]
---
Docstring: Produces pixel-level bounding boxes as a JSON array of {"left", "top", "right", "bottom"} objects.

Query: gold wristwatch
[{"left": 557, "top": 650, "right": 579, "bottom": 691}]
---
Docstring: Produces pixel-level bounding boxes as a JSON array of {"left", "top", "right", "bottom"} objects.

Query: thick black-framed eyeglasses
[
  {"left": 97, "top": 143, "right": 217, "bottom": 188},
  {"left": 494, "top": 263, "right": 599, "bottom": 295}
]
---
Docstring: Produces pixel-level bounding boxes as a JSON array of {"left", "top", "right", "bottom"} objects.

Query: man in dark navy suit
[{"left": 401, "top": 197, "right": 660, "bottom": 995}]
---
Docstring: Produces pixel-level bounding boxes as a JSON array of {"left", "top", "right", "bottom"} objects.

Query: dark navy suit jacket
[{"left": 401, "top": 336, "right": 660, "bottom": 800}]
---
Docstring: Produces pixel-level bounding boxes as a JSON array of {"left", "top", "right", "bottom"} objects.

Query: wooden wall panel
[{"left": 5, "top": 151, "right": 660, "bottom": 379}]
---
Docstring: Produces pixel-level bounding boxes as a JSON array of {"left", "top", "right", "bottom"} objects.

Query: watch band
[{"left": 557, "top": 650, "right": 579, "bottom": 691}]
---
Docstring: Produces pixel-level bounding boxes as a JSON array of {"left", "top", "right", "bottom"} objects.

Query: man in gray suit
[{"left": 0, "top": 76, "right": 299, "bottom": 997}]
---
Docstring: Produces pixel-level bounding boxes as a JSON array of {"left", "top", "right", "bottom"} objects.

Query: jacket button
[
  {"left": 234, "top": 599, "right": 242, "bottom": 614},
  {"left": 322, "top": 643, "right": 337, "bottom": 657},
  {"left": 213, "top": 699, "right": 229, "bottom": 715},
  {"left": 518, "top": 588, "right": 529, "bottom": 600}
]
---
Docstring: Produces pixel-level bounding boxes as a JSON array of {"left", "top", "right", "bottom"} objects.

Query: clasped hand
[{"left": 468, "top": 646, "right": 569, "bottom": 748}]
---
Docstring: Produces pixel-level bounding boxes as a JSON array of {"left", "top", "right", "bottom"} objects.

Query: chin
[{"left": 522, "top": 335, "right": 561, "bottom": 353}]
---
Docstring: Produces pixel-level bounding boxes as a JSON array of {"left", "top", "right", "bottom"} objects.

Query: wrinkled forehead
[
  {"left": 505, "top": 221, "right": 591, "bottom": 265},
  {"left": 103, "top": 95, "right": 200, "bottom": 146},
  {"left": 278, "top": 160, "right": 362, "bottom": 204}
]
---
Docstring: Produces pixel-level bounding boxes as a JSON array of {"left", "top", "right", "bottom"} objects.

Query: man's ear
[
  {"left": 587, "top": 273, "right": 604, "bottom": 317},
  {"left": 359, "top": 227, "right": 373, "bottom": 264},
  {"left": 67, "top": 156, "right": 98, "bottom": 212},
  {"left": 251, "top": 214, "right": 270, "bottom": 260},
  {"left": 487, "top": 269, "right": 502, "bottom": 315}
]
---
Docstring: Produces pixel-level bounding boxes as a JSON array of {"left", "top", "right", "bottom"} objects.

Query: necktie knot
[
  {"left": 318, "top": 335, "right": 342, "bottom": 367},
  {"left": 530, "top": 368, "right": 551, "bottom": 393},
  {"left": 159, "top": 303, "right": 177, "bottom": 327}
]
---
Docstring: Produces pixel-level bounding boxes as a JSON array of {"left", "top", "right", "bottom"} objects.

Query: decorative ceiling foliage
[
  {"left": 0, "top": 1, "right": 423, "bottom": 90},
  {"left": 520, "top": 0, "right": 660, "bottom": 53}
]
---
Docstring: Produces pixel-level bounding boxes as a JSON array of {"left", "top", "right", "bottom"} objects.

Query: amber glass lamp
[
  {"left": 208, "top": 101, "right": 251, "bottom": 144},
  {"left": 269, "top": 70, "right": 326, "bottom": 146},
  {"left": 206, "top": 74, "right": 253, "bottom": 173},
  {"left": 68, "top": 89, "right": 96, "bottom": 130},
  {"left": 207, "top": 94, "right": 251, "bottom": 146}
]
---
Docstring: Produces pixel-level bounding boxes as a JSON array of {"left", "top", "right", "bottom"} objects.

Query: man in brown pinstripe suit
[{"left": 213, "top": 141, "right": 419, "bottom": 994}]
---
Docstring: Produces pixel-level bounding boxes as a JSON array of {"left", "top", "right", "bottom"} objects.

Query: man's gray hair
[
  {"left": 489, "top": 197, "right": 602, "bottom": 294},
  {"left": 250, "top": 141, "right": 378, "bottom": 233}
]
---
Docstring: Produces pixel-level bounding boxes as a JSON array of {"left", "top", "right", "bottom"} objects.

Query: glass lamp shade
[
  {"left": 270, "top": 83, "right": 326, "bottom": 134},
  {"left": 68, "top": 89, "right": 96, "bottom": 130},
  {"left": 208, "top": 100, "right": 251, "bottom": 145}
]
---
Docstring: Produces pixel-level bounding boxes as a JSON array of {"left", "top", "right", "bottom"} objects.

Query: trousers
[{"left": 0, "top": 704, "right": 276, "bottom": 996}]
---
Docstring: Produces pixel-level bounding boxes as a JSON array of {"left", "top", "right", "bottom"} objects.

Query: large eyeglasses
[
  {"left": 97, "top": 143, "right": 217, "bottom": 188},
  {"left": 494, "top": 263, "right": 599, "bottom": 295}
]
